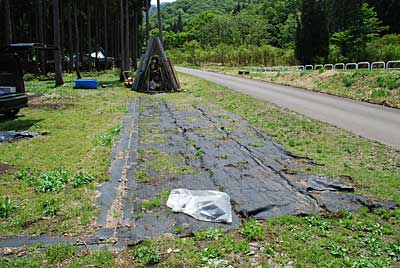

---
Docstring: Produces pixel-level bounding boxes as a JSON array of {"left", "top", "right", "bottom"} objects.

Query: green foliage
[
  {"left": 194, "top": 228, "right": 224, "bottom": 241},
  {"left": 71, "top": 172, "right": 94, "bottom": 188},
  {"left": 97, "top": 126, "right": 121, "bottom": 147},
  {"left": 0, "top": 197, "right": 16, "bottom": 218},
  {"left": 41, "top": 198, "right": 60, "bottom": 216},
  {"left": 241, "top": 218, "right": 264, "bottom": 241},
  {"left": 133, "top": 241, "right": 161, "bottom": 265},
  {"left": 343, "top": 76, "right": 354, "bottom": 87},
  {"left": 16, "top": 169, "right": 38, "bottom": 185},
  {"left": 45, "top": 243, "right": 76, "bottom": 264},
  {"left": 36, "top": 169, "right": 69, "bottom": 193}
]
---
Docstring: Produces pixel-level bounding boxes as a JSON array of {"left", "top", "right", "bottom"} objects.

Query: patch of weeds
[
  {"left": 36, "top": 169, "right": 69, "bottom": 193},
  {"left": 305, "top": 215, "right": 330, "bottom": 234},
  {"left": 0, "top": 197, "right": 16, "bottom": 218},
  {"left": 249, "top": 141, "right": 265, "bottom": 147},
  {"left": 318, "top": 68, "right": 325, "bottom": 74},
  {"left": 195, "top": 149, "right": 204, "bottom": 157},
  {"left": 198, "top": 247, "right": 223, "bottom": 263},
  {"left": 71, "top": 172, "right": 94, "bottom": 188},
  {"left": 136, "top": 169, "right": 152, "bottom": 183},
  {"left": 140, "top": 199, "right": 162, "bottom": 210},
  {"left": 342, "top": 76, "right": 354, "bottom": 87},
  {"left": 45, "top": 243, "right": 76, "bottom": 264},
  {"left": 133, "top": 241, "right": 161, "bottom": 265},
  {"left": 40, "top": 199, "right": 60, "bottom": 217},
  {"left": 174, "top": 226, "right": 184, "bottom": 234},
  {"left": 97, "top": 125, "right": 121, "bottom": 147},
  {"left": 371, "top": 89, "right": 387, "bottom": 98},
  {"left": 195, "top": 228, "right": 224, "bottom": 241},
  {"left": 241, "top": 218, "right": 264, "bottom": 241},
  {"left": 16, "top": 169, "right": 39, "bottom": 185},
  {"left": 329, "top": 244, "right": 350, "bottom": 258},
  {"left": 70, "top": 250, "right": 113, "bottom": 267}
]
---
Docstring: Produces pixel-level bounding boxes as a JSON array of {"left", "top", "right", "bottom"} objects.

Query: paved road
[{"left": 177, "top": 67, "right": 400, "bottom": 149}]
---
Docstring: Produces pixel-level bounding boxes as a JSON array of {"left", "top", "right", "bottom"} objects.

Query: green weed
[
  {"left": 36, "top": 169, "right": 69, "bottom": 193},
  {"left": 194, "top": 228, "right": 224, "bottom": 241},
  {"left": 133, "top": 241, "right": 161, "bottom": 265},
  {"left": 71, "top": 172, "right": 94, "bottom": 188},
  {"left": 342, "top": 76, "right": 354, "bottom": 87},
  {"left": 40, "top": 199, "right": 60, "bottom": 217},
  {"left": 45, "top": 243, "right": 76, "bottom": 264},
  {"left": 0, "top": 197, "right": 16, "bottom": 218},
  {"left": 241, "top": 218, "right": 264, "bottom": 241},
  {"left": 371, "top": 89, "right": 387, "bottom": 98},
  {"left": 97, "top": 126, "right": 121, "bottom": 146}
]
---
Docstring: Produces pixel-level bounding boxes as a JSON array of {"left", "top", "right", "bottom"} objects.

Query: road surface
[{"left": 176, "top": 67, "right": 400, "bottom": 149}]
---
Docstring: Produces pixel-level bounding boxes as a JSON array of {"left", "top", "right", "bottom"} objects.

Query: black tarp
[{"left": 97, "top": 98, "right": 397, "bottom": 246}]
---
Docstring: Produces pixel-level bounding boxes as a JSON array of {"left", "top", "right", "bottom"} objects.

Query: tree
[
  {"left": 295, "top": 0, "right": 329, "bottom": 64},
  {"left": 4, "top": 0, "right": 13, "bottom": 44},
  {"left": 53, "top": 0, "right": 64, "bottom": 86}
]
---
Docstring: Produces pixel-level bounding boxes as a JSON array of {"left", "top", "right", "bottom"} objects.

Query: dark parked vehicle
[{"left": 0, "top": 53, "right": 28, "bottom": 117}]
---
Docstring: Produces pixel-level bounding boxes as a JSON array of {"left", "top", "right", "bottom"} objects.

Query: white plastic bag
[{"left": 166, "top": 189, "right": 232, "bottom": 223}]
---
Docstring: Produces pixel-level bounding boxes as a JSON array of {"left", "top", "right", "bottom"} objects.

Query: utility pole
[{"left": 157, "top": 0, "right": 164, "bottom": 45}]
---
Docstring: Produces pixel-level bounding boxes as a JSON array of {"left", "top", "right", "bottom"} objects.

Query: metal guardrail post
[
  {"left": 324, "top": 64, "right": 334, "bottom": 70},
  {"left": 334, "top": 63, "right": 346, "bottom": 70},
  {"left": 346, "top": 63, "right": 358, "bottom": 70},
  {"left": 387, "top": 61, "right": 400, "bottom": 70},
  {"left": 305, "top": 65, "right": 314, "bottom": 71},
  {"left": 371, "top": 62, "right": 386, "bottom": 70},
  {"left": 357, "top": 62, "right": 370, "bottom": 70},
  {"left": 314, "top": 65, "right": 323, "bottom": 70}
]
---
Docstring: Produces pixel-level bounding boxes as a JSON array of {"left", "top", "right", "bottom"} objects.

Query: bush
[
  {"left": 133, "top": 241, "right": 161, "bottom": 265},
  {"left": 0, "top": 197, "right": 16, "bottom": 218},
  {"left": 241, "top": 218, "right": 264, "bottom": 241}
]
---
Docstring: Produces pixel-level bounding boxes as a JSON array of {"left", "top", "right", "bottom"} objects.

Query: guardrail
[{"left": 253, "top": 60, "right": 400, "bottom": 73}]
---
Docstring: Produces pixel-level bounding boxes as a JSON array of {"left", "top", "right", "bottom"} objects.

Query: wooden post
[{"left": 157, "top": 0, "right": 164, "bottom": 45}]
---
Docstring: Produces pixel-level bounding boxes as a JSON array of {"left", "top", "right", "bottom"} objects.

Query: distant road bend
[{"left": 177, "top": 67, "right": 400, "bottom": 149}]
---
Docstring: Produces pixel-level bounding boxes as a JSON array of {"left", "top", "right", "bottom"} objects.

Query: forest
[
  {"left": 0, "top": 0, "right": 150, "bottom": 85},
  {"left": 0, "top": 0, "right": 399, "bottom": 74},
  {"left": 155, "top": 0, "right": 400, "bottom": 66}
]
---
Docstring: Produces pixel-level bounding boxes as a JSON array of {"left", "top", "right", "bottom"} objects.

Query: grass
[
  {"left": 0, "top": 70, "right": 131, "bottom": 237},
  {"left": 0, "top": 71, "right": 399, "bottom": 267},
  {"left": 201, "top": 65, "right": 400, "bottom": 109}
]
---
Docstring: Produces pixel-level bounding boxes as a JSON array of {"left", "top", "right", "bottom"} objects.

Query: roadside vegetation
[
  {"left": 1, "top": 73, "right": 399, "bottom": 267},
  {"left": 0, "top": 70, "right": 131, "bottom": 237},
  {"left": 201, "top": 66, "right": 400, "bottom": 109}
]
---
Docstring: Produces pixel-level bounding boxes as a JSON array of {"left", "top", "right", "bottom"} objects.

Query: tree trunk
[
  {"left": 53, "top": 0, "right": 64, "bottom": 86},
  {"left": 157, "top": 0, "right": 163, "bottom": 45},
  {"left": 145, "top": 0, "right": 150, "bottom": 45},
  {"left": 125, "top": 0, "right": 130, "bottom": 70},
  {"left": 4, "top": 0, "right": 13, "bottom": 44},
  {"left": 87, "top": 0, "right": 92, "bottom": 70},
  {"left": 37, "top": 0, "right": 46, "bottom": 74},
  {"left": 120, "top": 0, "right": 126, "bottom": 81},
  {"left": 67, "top": 3, "right": 74, "bottom": 73},
  {"left": 103, "top": 0, "right": 108, "bottom": 70},
  {"left": 73, "top": 0, "right": 81, "bottom": 79},
  {"left": 132, "top": 10, "right": 138, "bottom": 70}
]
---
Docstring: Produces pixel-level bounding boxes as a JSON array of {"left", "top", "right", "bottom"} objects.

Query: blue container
[{"left": 74, "top": 79, "right": 98, "bottom": 89}]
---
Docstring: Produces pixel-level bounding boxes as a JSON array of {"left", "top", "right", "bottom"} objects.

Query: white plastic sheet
[{"left": 166, "top": 189, "right": 232, "bottom": 223}]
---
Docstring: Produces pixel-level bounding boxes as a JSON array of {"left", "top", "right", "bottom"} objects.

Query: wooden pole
[{"left": 157, "top": 0, "right": 164, "bottom": 45}]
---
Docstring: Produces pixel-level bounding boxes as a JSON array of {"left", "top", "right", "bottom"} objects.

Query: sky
[{"left": 151, "top": 0, "right": 175, "bottom": 5}]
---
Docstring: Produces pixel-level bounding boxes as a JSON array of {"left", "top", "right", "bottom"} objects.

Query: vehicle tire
[{"left": 4, "top": 109, "right": 20, "bottom": 118}]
